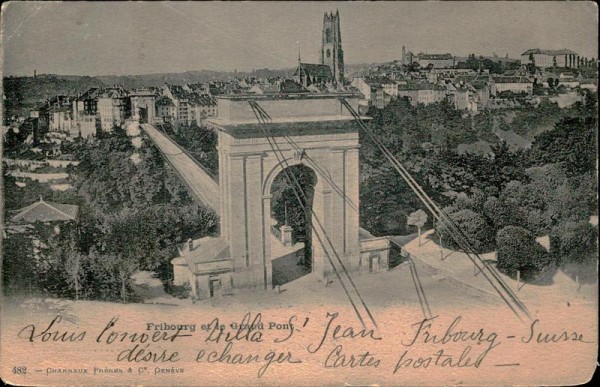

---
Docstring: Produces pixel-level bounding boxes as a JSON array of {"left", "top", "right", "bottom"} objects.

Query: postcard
[{"left": 1, "top": 1, "right": 598, "bottom": 385}]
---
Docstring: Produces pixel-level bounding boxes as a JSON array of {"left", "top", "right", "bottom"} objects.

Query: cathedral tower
[{"left": 320, "top": 10, "right": 345, "bottom": 85}]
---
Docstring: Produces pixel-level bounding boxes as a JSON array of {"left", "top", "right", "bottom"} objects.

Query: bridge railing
[
  {"left": 141, "top": 123, "right": 220, "bottom": 212},
  {"left": 271, "top": 225, "right": 281, "bottom": 240}
]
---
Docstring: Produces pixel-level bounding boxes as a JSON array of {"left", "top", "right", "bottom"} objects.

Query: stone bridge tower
[{"left": 207, "top": 94, "right": 364, "bottom": 291}]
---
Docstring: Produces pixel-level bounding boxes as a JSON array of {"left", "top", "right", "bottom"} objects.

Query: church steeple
[{"left": 320, "top": 9, "right": 344, "bottom": 85}]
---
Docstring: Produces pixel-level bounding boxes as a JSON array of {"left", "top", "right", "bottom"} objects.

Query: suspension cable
[
  {"left": 250, "top": 101, "right": 379, "bottom": 329},
  {"left": 339, "top": 97, "right": 530, "bottom": 322},
  {"left": 249, "top": 100, "right": 379, "bottom": 330}
]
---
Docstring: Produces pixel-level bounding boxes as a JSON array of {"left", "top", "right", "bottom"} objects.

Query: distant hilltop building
[
  {"left": 521, "top": 48, "right": 579, "bottom": 68},
  {"left": 293, "top": 10, "right": 345, "bottom": 87},
  {"left": 402, "top": 47, "right": 455, "bottom": 69}
]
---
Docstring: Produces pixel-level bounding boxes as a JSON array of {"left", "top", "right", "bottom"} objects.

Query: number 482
[{"left": 12, "top": 366, "right": 27, "bottom": 374}]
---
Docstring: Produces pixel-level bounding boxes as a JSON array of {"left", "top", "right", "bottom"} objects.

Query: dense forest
[
  {"left": 359, "top": 92, "right": 598, "bottom": 281},
  {"left": 3, "top": 129, "right": 218, "bottom": 301}
]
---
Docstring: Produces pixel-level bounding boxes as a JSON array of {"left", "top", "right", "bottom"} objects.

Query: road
[{"left": 141, "top": 123, "right": 220, "bottom": 212}]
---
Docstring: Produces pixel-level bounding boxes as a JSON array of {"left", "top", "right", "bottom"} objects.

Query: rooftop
[
  {"left": 360, "top": 76, "right": 395, "bottom": 86},
  {"left": 295, "top": 63, "right": 333, "bottom": 78},
  {"left": 492, "top": 75, "right": 533, "bottom": 83},
  {"left": 522, "top": 48, "right": 578, "bottom": 56},
  {"left": 11, "top": 197, "right": 79, "bottom": 223},
  {"left": 417, "top": 53, "right": 454, "bottom": 60},
  {"left": 99, "top": 87, "right": 128, "bottom": 99},
  {"left": 398, "top": 81, "right": 446, "bottom": 91},
  {"left": 179, "top": 236, "right": 230, "bottom": 265}
]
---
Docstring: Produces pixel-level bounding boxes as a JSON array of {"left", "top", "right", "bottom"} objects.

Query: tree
[
  {"left": 271, "top": 165, "right": 316, "bottom": 245},
  {"left": 52, "top": 130, "right": 219, "bottom": 302},
  {"left": 550, "top": 221, "right": 598, "bottom": 265},
  {"left": 483, "top": 195, "right": 526, "bottom": 232},
  {"left": 496, "top": 226, "right": 550, "bottom": 281},
  {"left": 530, "top": 116, "right": 597, "bottom": 177},
  {"left": 84, "top": 249, "right": 125, "bottom": 302},
  {"left": 437, "top": 209, "right": 495, "bottom": 253},
  {"left": 64, "top": 249, "right": 84, "bottom": 301},
  {"left": 407, "top": 209, "right": 428, "bottom": 245},
  {"left": 528, "top": 52, "right": 536, "bottom": 70},
  {"left": 2, "top": 235, "right": 37, "bottom": 295},
  {"left": 359, "top": 160, "right": 433, "bottom": 236},
  {"left": 510, "top": 98, "right": 564, "bottom": 137}
]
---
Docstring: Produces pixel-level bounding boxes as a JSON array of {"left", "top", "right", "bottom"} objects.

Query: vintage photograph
[{"left": 1, "top": 1, "right": 598, "bottom": 385}]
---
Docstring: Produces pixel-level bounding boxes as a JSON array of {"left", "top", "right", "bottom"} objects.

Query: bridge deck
[{"left": 141, "top": 123, "right": 220, "bottom": 212}]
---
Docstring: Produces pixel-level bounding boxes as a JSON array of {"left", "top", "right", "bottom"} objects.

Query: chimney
[{"left": 187, "top": 238, "right": 193, "bottom": 250}]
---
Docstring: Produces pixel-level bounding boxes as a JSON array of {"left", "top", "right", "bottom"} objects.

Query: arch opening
[
  {"left": 138, "top": 105, "right": 149, "bottom": 123},
  {"left": 269, "top": 164, "right": 317, "bottom": 286}
]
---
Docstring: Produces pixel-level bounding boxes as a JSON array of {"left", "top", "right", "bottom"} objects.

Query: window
[
  {"left": 326, "top": 49, "right": 331, "bottom": 58},
  {"left": 325, "top": 28, "right": 331, "bottom": 43}
]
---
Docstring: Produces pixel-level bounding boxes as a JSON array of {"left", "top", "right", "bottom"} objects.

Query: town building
[
  {"left": 71, "top": 88, "right": 102, "bottom": 138},
  {"left": 156, "top": 95, "right": 177, "bottom": 123},
  {"left": 491, "top": 75, "right": 534, "bottom": 95},
  {"left": 189, "top": 94, "right": 218, "bottom": 126},
  {"left": 249, "top": 79, "right": 308, "bottom": 95},
  {"left": 451, "top": 74, "right": 493, "bottom": 110},
  {"left": 76, "top": 115, "right": 96, "bottom": 139},
  {"left": 72, "top": 87, "right": 100, "bottom": 121},
  {"left": 416, "top": 53, "right": 455, "bottom": 69},
  {"left": 97, "top": 87, "right": 130, "bottom": 132},
  {"left": 445, "top": 83, "right": 479, "bottom": 112},
  {"left": 425, "top": 68, "right": 477, "bottom": 82},
  {"left": 48, "top": 105, "right": 75, "bottom": 134},
  {"left": 579, "top": 79, "right": 598, "bottom": 92},
  {"left": 397, "top": 82, "right": 448, "bottom": 106},
  {"left": 373, "top": 86, "right": 394, "bottom": 109},
  {"left": 351, "top": 77, "right": 396, "bottom": 109},
  {"left": 158, "top": 84, "right": 218, "bottom": 126},
  {"left": 293, "top": 63, "right": 334, "bottom": 88},
  {"left": 403, "top": 49, "right": 455, "bottom": 69},
  {"left": 521, "top": 49, "right": 579, "bottom": 69},
  {"left": 33, "top": 96, "right": 79, "bottom": 137}
]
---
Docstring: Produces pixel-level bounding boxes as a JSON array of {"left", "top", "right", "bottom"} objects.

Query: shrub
[
  {"left": 437, "top": 209, "right": 495, "bottom": 253},
  {"left": 165, "top": 280, "right": 191, "bottom": 299},
  {"left": 496, "top": 226, "right": 550, "bottom": 281},
  {"left": 550, "top": 220, "right": 598, "bottom": 265},
  {"left": 483, "top": 196, "right": 526, "bottom": 231}
]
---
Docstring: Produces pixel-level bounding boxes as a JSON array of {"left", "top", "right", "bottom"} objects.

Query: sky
[{"left": 1, "top": 1, "right": 598, "bottom": 77}]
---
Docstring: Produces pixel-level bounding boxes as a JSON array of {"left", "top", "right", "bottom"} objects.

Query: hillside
[
  {"left": 2, "top": 64, "right": 377, "bottom": 120},
  {"left": 3, "top": 75, "right": 106, "bottom": 119},
  {"left": 2, "top": 69, "right": 291, "bottom": 119}
]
